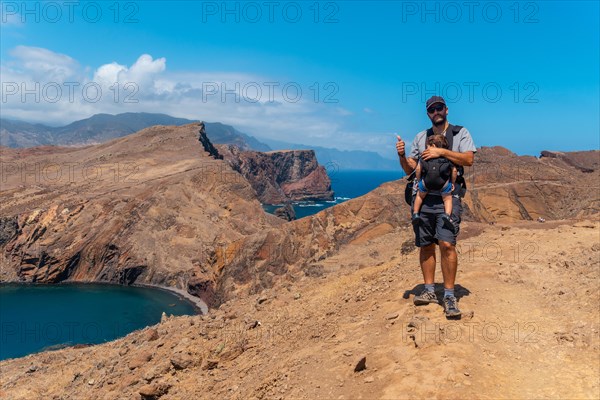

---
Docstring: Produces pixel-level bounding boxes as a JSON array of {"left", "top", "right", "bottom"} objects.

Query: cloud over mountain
[{"left": 0, "top": 46, "right": 396, "bottom": 159}]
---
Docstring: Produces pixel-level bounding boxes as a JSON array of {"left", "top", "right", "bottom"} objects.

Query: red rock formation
[
  {"left": 216, "top": 145, "right": 334, "bottom": 204},
  {"left": 0, "top": 123, "right": 283, "bottom": 306},
  {"left": 461, "top": 147, "right": 600, "bottom": 222},
  {"left": 2, "top": 130, "right": 598, "bottom": 308},
  {"left": 540, "top": 150, "right": 599, "bottom": 173}
]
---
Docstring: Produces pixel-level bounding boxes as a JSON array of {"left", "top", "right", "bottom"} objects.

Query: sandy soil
[{"left": 1, "top": 219, "right": 598, "bottom": 399}]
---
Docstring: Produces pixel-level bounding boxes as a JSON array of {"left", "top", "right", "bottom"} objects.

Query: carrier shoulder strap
[{"left": 426, "top": 124, "right": 462, "bottom": 151}]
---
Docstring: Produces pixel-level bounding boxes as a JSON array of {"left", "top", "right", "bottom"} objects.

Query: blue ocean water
[
  {"left": 0, "top": 283, "right": 197, "bottom": 361},
  {"left": 263, "top": 169, "right": 405, "bottom": 219}
]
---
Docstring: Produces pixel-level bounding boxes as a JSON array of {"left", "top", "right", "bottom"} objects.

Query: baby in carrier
[{"left": 412, "top": 134, "right": 459, "bottom": 233}]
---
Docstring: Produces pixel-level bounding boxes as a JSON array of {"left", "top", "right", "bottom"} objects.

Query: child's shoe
[
  {"left": 411, "top": 212, "right": 422, "bottom": 227},
  {"left": 441, "top": 213, "right": 458, "bottom": 233}
]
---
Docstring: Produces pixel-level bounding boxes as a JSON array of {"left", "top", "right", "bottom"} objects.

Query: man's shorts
[{"left": 413, "top": 195, "right": 462, "bottom": 247}]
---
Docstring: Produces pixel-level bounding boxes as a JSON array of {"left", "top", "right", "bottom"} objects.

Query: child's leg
[
  {"left": 442, "top": 193, "right": 453, "bottom": 215},
  {"left": 413, "top": 191, "right": 426, "bottom": 214},
  {"left": 441, "top": 195, "right": 458, "bottom": 233},
  {"left": 413, "top": 179, "right": 428, "bottom": 214},
  {"left": 441, "top": 180, "right": 453, "bottom": 215},
  {"left": 440, "top": 181, "right": 458, "bottom": 233}
]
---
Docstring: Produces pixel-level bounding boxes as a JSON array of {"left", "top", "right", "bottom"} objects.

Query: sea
[
  {"left": 262, "top": 169, "right": 405, "bottom": 219},
  {"left": 0, "top": 283, "right": 197, "bottom": 361}
]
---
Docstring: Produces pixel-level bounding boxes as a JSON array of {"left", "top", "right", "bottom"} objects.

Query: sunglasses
[{"left": 427, "top": 104, "right": 445, "bottom": 114}]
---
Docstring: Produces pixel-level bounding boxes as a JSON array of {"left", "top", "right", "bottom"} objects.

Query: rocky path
[{"left": 1, "top": 220, "right": 598, "bottom": 399}]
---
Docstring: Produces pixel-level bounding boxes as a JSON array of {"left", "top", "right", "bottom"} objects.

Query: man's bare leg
[
  {"left": 439, "top": 240, "right": 461, "bottom": 317},
  {"left": 420, "top": 244, "right": 437, "bottom": 284},
  {"left": 439, "top": 241, "right": 457, "bottom": 288},
  {"left": 413, "top": 243, "right": 438, "bottom": 305}
]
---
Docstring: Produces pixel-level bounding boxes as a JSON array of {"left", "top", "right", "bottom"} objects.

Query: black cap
[{"left": 426, "top": 96, "right": 446, "bottom": 109}]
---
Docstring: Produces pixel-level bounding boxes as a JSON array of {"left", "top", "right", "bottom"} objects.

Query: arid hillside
[
  {"left": 1, "top": 219, "right": 598, "bottom": 399},
  {"left": 0, "top": 123, "right": 283, "bottom": 306},
  {"left": 1, "top": 126, "right": 598, "bottom": 399},
  {"left": 462, "top": 146, "right": 600, "bottom": 222}
]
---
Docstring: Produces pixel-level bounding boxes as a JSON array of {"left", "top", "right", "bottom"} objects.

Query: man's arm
[
  {"left": 399, "top": 155, "right": 418, "bottom": 175},
  {"left": 422, "top": 148, "right": 474, "bottom": 167},
  {"left": 414, "top": 160, "right": 422, "bottom": 180},
  {"left": 445, "top": 149, "right": 474, "bottom": 167},
  {"left": 396, "top": 135, "right": 418, "bottom": 174}
]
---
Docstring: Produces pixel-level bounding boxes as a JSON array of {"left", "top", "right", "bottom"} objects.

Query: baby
[{"left": 412, "top": 134, "right": 459, "bottom": 233}]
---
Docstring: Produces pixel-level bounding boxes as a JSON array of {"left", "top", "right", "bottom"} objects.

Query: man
[{"left": 396, "top": 96, "right": 476, "bottom": 318}]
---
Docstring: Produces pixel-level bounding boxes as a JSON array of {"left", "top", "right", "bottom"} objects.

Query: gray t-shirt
[
  {"left": 409, "top": 126, "right": 477, "bottom": 213},
  {"left": 409, "top": 126, "right": 477, "bottom": 159}
]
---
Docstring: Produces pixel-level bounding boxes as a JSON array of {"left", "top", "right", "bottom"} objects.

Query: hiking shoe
[
  {"left": 413, "top": 290, "right": 438, "bottom": 305},
  {"left": 441, "top": 213, "right": 458, "bottom": 234},
  {"left": 443, "top": 295, "right": 461, "bottom": 317},
  {"left": 411, "top": 212, "right": 422, "bottom": 227}
]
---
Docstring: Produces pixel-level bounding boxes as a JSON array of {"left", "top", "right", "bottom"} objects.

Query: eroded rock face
[
  {"left": 540, "top": 150, "right": 599, "bottom": 173},
  {"left": 461, "top": 147, "right": 600, "bottom": 222},
  {"left": 214, "top": 179, "right": 409, "bottom": 301},
  {"left": 217, "top": 145, "right": 334, "bottom": 204},
  {"left": 0, "top": 216, "right": 18, "bottom": 245},
  {"left": 2, "top": 131, "right": 597, "bottom": 309},
  {"left": 0, "top": 123, "right": 283, "bottom": 306},
  {"left": 273, "top": 203, "right": 296, "bottom": 221}
]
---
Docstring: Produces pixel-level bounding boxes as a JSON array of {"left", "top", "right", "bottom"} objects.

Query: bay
[{"left": 0, "top": 283, "right": 197, "bottom": 361}]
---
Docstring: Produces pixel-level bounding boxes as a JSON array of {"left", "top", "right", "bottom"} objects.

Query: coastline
[
  {"left": 0, "top": 280, "right": 209, "bottom": 315},
  {"left": 133, "top": 283, "right": 209, "bottom": 315}
]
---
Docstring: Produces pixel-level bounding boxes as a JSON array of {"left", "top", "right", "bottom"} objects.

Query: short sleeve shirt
[{"left": 409, "top": 126, "right": 477, "bottom": 159}]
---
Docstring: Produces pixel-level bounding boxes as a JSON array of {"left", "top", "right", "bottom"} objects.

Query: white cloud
[
  {"left": 335, "top": 107, "right": 353, "bottom": 116},
  {"left": 9, "top": 46, "right": 79, "bottom": 81},
  {"left": 0, "top": 46, "right": 395, "bottom": 157},
  {"left": 93, "top": 62, "right": 128, "bottom": 86}
]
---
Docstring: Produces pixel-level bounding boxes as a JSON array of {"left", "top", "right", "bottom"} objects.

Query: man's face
[{"left": 427, "top": 103, "right": 448, "bottom": 126}]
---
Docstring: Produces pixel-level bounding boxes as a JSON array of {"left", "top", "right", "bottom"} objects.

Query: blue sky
[{"left": 1, "top": 1, "right": 598, "bottom": 158}]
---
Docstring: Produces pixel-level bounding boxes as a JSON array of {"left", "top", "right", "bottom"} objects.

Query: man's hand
[
  {"left": 421, "top": 147, "right": 446, "bottom": 160},
  {"left": 397, "top": 135, "right": 418, "bottom": 175},
  {"left": 396, "top": 135, "right": 406, "bottom": 157}
]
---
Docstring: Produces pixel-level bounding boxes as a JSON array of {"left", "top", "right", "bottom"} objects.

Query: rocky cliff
[
  {"left": 0, "top": 122, "right": 396, "bottom": 308},
  {"left": 2, "top": 135, "right": 599, "bottom": 307},
  {"left": 0, "top": 123, "right": 283, "bottom": 306},
  {"left": 216, "top": 145, "right": 334, "bottom": 204},
  {"left": 1, "top": 130, "right": 599, "bottom": 399},
  {"left": 460, "top": 146, "right": 600, "bottom": 222}
]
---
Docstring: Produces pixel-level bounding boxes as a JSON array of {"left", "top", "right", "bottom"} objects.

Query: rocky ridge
[
  {"left": 0, "top": 126, "right": 599, "bottom": 398},
  {"left": 461, "top": 146, "right": 600, "bottom": 222},
  {"left": 217, "top": 145, "right": 334, "bottom": 204},
  {"left": 0, "top": 123, "right": 282, "bottom": 306},
  {"left": 1, "top": 220, "right": 598, "bottom": 399}
]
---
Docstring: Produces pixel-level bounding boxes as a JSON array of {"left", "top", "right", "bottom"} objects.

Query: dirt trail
[
  {"left": 254, "top": 220, "right": 600, "bottom": 400},
  {"left": 1, "top": 220, "right": 599, "bottom": 399}
]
